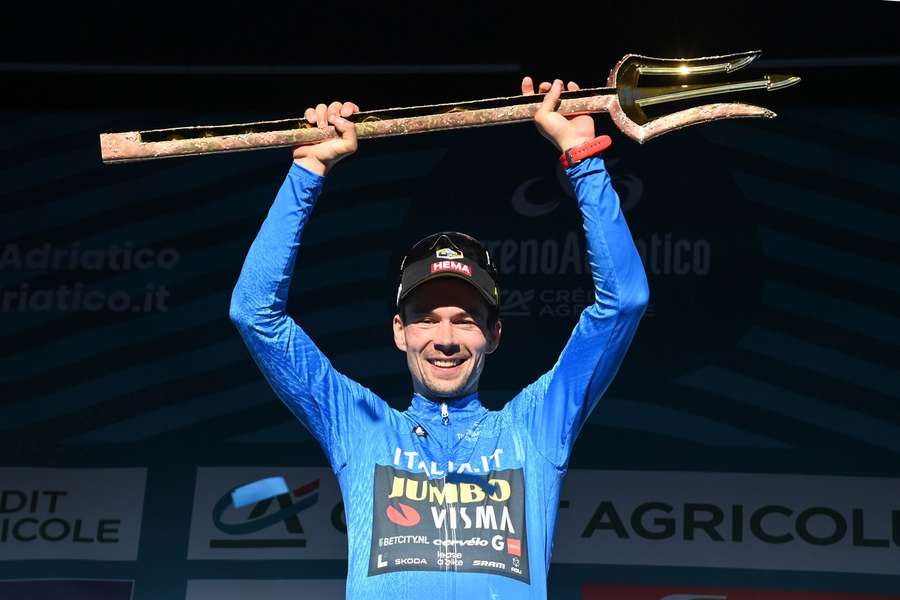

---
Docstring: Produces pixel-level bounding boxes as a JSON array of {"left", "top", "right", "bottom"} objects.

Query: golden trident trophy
[{"left": 99, "top": 50, "right": 800, "bottom": 164}]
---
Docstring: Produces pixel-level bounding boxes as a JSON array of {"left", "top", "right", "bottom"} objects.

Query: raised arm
[
  {"left": 228, "top": 101, "right": 386, "bottom": 472},
  {"left": 507, "top": 78, "right": 649, "bottom": 468}
]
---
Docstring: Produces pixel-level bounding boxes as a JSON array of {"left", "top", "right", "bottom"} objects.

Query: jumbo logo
[
  {"left": 385, "top": 503, "right": 421, "bottom": 527},
  {"left": 430, "top": 260, "right": 472, "bottom": 277},
  {"left": 388, "top": 476, "right": 511, "bottom": 505}
]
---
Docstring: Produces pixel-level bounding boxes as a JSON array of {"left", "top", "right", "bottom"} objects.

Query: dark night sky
[
  {"left": 3, "top": 2, "right": 899, "bottom": 64},
  {"left": 2, "top": 1, "right": 899, "bottom": 111}
]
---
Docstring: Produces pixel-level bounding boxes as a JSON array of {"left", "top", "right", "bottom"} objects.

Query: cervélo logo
[{"left": 188, "top": 468, "right": 347, "bottom": 560}]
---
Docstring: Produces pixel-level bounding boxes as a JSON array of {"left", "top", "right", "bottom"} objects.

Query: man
[{"left": 229, "top": 77, "right": 648, "bottom": 599}]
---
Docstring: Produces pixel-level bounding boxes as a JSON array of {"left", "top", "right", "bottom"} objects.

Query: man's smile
[{"left": 426, "top": 357, "right": 467, "bottom": 368}]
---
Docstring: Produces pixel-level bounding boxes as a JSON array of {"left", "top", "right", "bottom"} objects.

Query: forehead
[{"left": 404, "top": 278, "right": 488, "bottom": 316}]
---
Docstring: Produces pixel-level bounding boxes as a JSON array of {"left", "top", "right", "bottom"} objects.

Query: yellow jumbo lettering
[
  {"left": 460, "top": 482, "right": 486, "bottom": 503},
  {"left": 428, "top": 483, "right": 459, "bottom": 505},
  {"left": 488, "top": 479, "right": 511, "bottom": 502},
  {"left": 405, "top": 479, "right": 427, "bottom": 501},
  {"left": 389, "top": 475, "right": 511, "bottom": 504},
  {"left": 388, "top": 476, "right": 404, "bottom": 499}
]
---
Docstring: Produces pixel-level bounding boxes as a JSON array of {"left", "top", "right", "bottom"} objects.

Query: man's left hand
[{"left": 523, "top": 76, "right": 596, "bottom": 152}]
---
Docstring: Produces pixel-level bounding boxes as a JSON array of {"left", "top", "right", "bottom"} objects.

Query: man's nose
[{"left": 432, "top": 321, "right": 459, "bottom": 354}]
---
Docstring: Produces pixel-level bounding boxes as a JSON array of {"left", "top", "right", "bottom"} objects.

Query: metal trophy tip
[{"left": 766, "top": 74, "right": 802, "bottom": 91}]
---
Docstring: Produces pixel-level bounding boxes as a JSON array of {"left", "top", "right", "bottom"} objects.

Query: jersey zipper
[
  {"left": 439, "top": 400, "right": 458, "bottom": 592},
  {"left": 441, "top": 401, "right": 451, "bottom": 454}
]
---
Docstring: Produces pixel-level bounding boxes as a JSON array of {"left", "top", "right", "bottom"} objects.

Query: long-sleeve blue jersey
[{"left": 229, "top": 156, "right": 649, "bottom": 600}]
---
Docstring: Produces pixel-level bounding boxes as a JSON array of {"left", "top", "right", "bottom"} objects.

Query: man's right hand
[{"left": 293, "top": 101, "right": 361, "bottom": 176}]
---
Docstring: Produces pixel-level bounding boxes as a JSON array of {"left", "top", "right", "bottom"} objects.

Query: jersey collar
[{"left": 408, "top": 391, "right": 485, "bottom": 422}]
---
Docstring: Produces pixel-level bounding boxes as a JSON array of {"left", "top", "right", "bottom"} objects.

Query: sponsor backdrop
[{"left": 1, "top": 100, "right": 898, "bottom": 600}]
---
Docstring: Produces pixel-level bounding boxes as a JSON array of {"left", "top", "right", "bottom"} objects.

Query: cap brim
[{"left": 399, "top": 271, "right": 498, "bottom": 308}]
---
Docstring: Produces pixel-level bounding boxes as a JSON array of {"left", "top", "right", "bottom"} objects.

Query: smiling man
[
  {"left": 229, "top": 77, "right": 648, "bottom": 600},
  {"left": 393, "top": 232, "right": 502, "bottom": 404}
]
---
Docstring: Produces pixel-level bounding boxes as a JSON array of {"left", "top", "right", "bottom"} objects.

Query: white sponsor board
[
  {"left": 186, "top": 579, "right": 344, "bottom": 600},
  {"left": 187, "top": 467, "right": 346, "bottom": 560},
  {"left": 553, "top": 470, "right": 900, "bottom": 575},
  {"left": 186, "top": 468, "right": 900, "bottom": 573},
  {"left": 0, "top": 468, "right": 146, "bottom": 561}
]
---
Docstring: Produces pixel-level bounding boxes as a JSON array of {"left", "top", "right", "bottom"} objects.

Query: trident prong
[
  {"left": 607, "top": 50, "right": 801, "bottom": 143},
  {"left": 635, "top": 74, "right": 802, "bottom": 108},
  {"left": 636, "top": 51, "right": 760, "bottom": 76}
]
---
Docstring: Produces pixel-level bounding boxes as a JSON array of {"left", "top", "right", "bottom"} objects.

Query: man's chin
[{"left": 421, "top": 381, "right": 470, "bottom": 401}]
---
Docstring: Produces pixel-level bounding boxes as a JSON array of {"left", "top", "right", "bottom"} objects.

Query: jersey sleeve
[
  {"left": 506, "top": 155, "right": 649, "bottom": 469},
  {"left": 228, "top": 162, "right": 387, "bottom": 472}
]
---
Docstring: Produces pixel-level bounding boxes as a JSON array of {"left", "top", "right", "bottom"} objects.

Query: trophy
[{"left": 99, "top": 50, "right": 799, "bottom": 164}]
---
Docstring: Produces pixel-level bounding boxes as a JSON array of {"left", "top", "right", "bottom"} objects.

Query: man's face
[{"left": 392, "top": 278, "right": 501, "bottom": 400}]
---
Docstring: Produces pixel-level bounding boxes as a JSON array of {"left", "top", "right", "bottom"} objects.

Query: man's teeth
[{"left": 429, "top": 359, "right": 464, "bottom": 367}]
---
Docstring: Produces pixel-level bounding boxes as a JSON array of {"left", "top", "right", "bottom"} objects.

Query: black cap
[{"left": 396, "top": 232, "right": 499, "bottom": 309}]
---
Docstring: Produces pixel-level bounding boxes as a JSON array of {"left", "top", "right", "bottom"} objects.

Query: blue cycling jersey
[{"left": 229, "top": 156, "right": 648, "bottom": 600}]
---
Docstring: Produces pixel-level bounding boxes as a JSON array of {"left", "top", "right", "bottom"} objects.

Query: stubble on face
[{"left": 393, "top": 278, "right": 500, "bottom": 401}]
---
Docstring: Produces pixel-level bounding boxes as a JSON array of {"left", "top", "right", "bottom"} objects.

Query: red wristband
[{"left": 559, "top": 135, "right": 612, "bottom": 168}]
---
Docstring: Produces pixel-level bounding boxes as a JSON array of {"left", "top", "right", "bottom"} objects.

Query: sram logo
[{"left": 430, "top": 261, "right": 472, "bottom": 277}]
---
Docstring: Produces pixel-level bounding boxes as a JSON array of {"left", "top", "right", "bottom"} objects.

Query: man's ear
[
  {"left": 392, "top": 313, "right": 407, "bottom": 352},
  {"left": 486, "top": 318, "right": 502, "bottom": 355}
]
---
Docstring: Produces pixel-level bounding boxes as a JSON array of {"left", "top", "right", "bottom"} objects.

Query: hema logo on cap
[
  {"left": 436, "top": 247, "right": 464, "bottom": 260},
  {"left": 431, "top": 261, "right": 472, "bottom": 277}
]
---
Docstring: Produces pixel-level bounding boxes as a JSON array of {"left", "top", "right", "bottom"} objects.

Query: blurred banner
[
  {"left": 555, "top": 471, "right": 900, "bottom": 575},
  {"left": 185, "top": 579, "right": 344, "bottom": 600},
  {"left": 0, "top": 468, "right": 146, "bottom": 561},
  {"left": 582, "top": 586, "right": 900, "bottom": 600}
]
